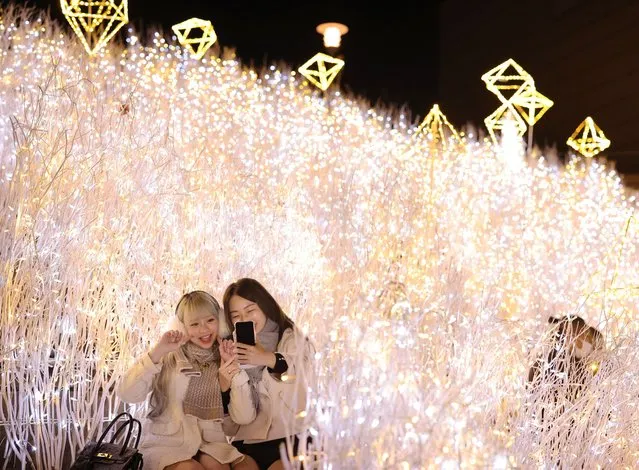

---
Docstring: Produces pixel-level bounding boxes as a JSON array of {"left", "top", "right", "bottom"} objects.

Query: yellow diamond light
[
  {"left": 484, "top": 104, "right": 527, "bottom": 144},
  {"left": 510, "top": 86, "right": 554, "bottom": 126},
  {"left": 413, "top": 104, "right": 461, "bottom": 149},
  {"left": 172, "top": 18, "right": 218, "bottom": 60},
  {"left": 482, "top": 59, "right": 553, "bottom": 145},
  {"left": 298, "top": 52, "right": 345, "bottom": 91},
  {"left": 60, "top": 0, "right": 128, "bottom": 55},
  {"left": 481, "top": 58, "right": 534, "bottom": 103},
  {"left": 566, "top": 116, "right": 611, "bottom": 158}
]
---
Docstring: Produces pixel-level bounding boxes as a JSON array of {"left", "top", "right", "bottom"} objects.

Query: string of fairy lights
[{"left": 1, "top": 1, "right": 638, "bottom": 468}]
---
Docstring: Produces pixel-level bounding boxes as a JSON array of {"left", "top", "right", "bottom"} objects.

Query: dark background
[
  {"left": 10, "top": 0, "right": 639, "bottom": 186},
  {"left": 438, "top": 0, "right": 639, "bottom": 185}
]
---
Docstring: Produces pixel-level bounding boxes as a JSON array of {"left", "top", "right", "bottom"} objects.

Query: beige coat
[
  {"left": 117, "top": 350, "right": 256, "bottom": 470},
  {"left": 226, "top": 327, "right": 315, "bottom": 444}
]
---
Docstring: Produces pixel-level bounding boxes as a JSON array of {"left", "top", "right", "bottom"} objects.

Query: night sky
[{"left": 21, "top": 0, "right": 442, "bottom": 121}]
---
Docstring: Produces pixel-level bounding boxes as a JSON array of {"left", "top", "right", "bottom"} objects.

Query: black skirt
[{"left": 233, "top": 435, "right": 310, "bottom": 470}]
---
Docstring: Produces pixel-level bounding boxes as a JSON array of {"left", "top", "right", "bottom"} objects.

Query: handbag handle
[
  {"left": 95, "top": 412, "right": 141, "bottom": 455},
  {"left": 128, "top": 417, "right": 142, "bottom": 449},
  {"left": 110, "top": 416, "right": 142, "bottom": 454}
]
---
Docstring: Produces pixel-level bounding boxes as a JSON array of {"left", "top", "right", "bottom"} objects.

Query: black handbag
[{"left": 70, "top": 412, "right": 143, "bottom": 470}]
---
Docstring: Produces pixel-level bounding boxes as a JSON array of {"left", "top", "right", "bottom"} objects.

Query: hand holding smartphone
[
  {"left": 234, "top": 321, "right": 256, "bottom": 346},
  {"left": 234, "top": 321, "right": 257, "bottom": 369}
]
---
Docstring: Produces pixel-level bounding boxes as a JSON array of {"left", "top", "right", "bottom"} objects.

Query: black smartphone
[{"left": 234, "top": 321, "right": 256, "bottom": 346}]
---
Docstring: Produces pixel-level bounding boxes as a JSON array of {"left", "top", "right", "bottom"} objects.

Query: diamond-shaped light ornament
[
  {"left": 485, "top": 103, "right": 527, "bottom": 144},
  {"left": 482, "top": 58, "right": 553, "bottom": 145},
  {"left": 567, "top": 117, "right": 611, "bottom": 158},
  {"left": 413, "top": 104, "right": 461, "bottom": 149},
  {"left": 60, "top": 0, "right": 128, "bottom": 55},
  {"left": 172, "top": 18, "right": 218, "bottom": 60},
  {"left": 298, "top": 52, "right": 344, "bottom": 91},
  {"left": 510, "top": 85, "right": 554, "bottom": 126},
  {"left": 481, "top": 58, "right": 535, "bottom": 104}
]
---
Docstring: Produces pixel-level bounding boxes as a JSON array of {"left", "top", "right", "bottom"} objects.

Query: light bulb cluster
[{"left": 1, "top": 7, "right": 639, "bottom": 469}]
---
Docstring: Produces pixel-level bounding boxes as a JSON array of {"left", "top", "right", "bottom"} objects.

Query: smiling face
[
  {"left": 223, "top": 278, "right": 295, "bottom": 338},
  {"left": 184, "top": 308, "right": 219, "bottom": 348},
  {"left": 175, "top": 291, "right": 222, "bottom": 349},
  {"left": 228, "top": 295, "right": 267, "bottom": 334}
]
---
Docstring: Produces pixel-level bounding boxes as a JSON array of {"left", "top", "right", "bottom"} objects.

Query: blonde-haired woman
[{"left": 118, "top": 291, "right": 258, "bottom": 470}]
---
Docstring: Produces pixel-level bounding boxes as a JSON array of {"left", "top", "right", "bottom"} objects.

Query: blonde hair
[{"left": 147, "top": 291, "right": 227, "bottom": 418}]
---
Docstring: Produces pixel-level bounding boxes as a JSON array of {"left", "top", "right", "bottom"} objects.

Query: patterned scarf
[
  {"left": 182, "top": 342, "right": 223, "bottom": 420},
  {"left": 245, "top": 318, "right": 280, "bottom": 412}
]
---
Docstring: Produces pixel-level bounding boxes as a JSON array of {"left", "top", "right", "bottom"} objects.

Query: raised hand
[
  {"left": 218, "top": 357, "right": 241, "bottom": 392},
  {"left": 149, "top": 330, "right": 189, "bottom": 364},
  {"left": 219, "top": 338, "right": 236, "bottom": 363}
]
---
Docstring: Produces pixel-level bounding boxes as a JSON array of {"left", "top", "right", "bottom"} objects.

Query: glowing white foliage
[{"left": 1, "top": 6, "right": 638, "bottom": 469}]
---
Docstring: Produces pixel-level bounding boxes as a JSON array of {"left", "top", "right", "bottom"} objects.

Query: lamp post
[{"left": 316, "top": 22, "right": 348, "bottom": 56}]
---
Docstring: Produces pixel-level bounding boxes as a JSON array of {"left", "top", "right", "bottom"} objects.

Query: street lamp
[{"left": 316, "top": 22, "right": 348, "bottom": 54}]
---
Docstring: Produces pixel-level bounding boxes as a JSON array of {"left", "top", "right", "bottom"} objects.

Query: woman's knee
[
  {"left": 232, "top": 455, "right": 259, "bottom": 470},
  {"left": 197, "top": 452, "right": 230, "bottom": 470},
  {"left": 266, "top": 461, "right": 284, "bottom": 470},
  {"left": 164, "top": 460, "right": 206, "bottom": 470}
]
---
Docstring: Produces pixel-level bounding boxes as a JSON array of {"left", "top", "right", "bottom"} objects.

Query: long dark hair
[{"left": 223, "top": 278, "right": 294, "bottom": 341}]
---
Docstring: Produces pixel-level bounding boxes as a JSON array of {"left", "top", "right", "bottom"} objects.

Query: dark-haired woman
[
  {"left": 222, "top": 278, "right": 314, "bottom": 470},
  {"left": 527, "top": 315, "right": 606, "bottom": 467}
]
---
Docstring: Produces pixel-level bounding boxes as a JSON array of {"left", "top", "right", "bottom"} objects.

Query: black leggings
[{"left": 233, "top": 435, "right": 309, "bottom": 470}]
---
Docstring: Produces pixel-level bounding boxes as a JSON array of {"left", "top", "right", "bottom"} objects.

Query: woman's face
[
  {"left": 572, "top": 338, "right": 593, "bottom": 358},
  {"left": 228, "top": 295, "right": 267, "bottom": 333},
  {"left": 184, "top": 308, "right": 219, "bottom": 349},
  {"left": 565, "top": 325, "right": 595, "bottom": 359}
]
